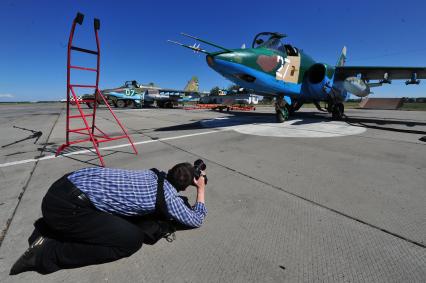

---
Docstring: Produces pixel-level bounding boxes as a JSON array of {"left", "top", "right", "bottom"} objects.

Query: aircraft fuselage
[{"left": 207, "top": 47, "right": 347, "bottom": 105}]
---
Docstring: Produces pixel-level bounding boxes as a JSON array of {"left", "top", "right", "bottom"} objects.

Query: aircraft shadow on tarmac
[
  {"left": 153, "top": 111, "right": 317, "bottom": 132},
  {"left": 154, "top": 110, "right": 426, "bottom": 139},
  {"left": 343, "top": 116, "right": 426, "bottom": 136}
]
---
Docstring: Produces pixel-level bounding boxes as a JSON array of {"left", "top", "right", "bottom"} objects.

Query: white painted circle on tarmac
[{"left": 200, "top": 117, "right": 366, "bottom": 138}]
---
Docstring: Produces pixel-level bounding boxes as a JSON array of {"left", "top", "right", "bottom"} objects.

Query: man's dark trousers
[{"left": 35, "top": 175, "right": 144, "bottom": 274}]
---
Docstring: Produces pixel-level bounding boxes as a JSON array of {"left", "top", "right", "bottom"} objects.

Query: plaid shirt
[{"left": 67, "top": 167, "right": 207, "bottom": 228}]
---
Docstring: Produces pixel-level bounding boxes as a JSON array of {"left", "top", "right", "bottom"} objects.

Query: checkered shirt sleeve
[{"left": 164, "top": 181, "right": 207, "bottom": 228}]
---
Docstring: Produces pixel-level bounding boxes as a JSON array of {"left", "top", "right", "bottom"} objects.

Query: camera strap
[{"left": 150, "top": 168, "right": 171, "bottom": 220}]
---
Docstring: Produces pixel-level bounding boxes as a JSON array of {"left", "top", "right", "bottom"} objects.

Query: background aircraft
[
  {"left": 83, "top": 77, "right": 202, "bottom": 108},
  {"left": 169, "top": 32, "right": 426, "bottom": 122}
]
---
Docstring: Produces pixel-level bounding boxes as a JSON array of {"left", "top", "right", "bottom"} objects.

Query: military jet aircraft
[
  {"left": 83, "top": 78, "right": 201, "bottom": 108},
  {"left": 169, "top": 32, "right": 426, "bottom": 122}
]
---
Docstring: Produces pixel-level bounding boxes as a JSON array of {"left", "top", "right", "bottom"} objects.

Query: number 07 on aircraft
[{"left": 169, "top": 32, "right": 426, "bottom": 122}]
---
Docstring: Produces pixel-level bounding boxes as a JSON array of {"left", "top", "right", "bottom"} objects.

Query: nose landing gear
[{"left": 275, "top": 95, "right": 289, "bottom": 123}]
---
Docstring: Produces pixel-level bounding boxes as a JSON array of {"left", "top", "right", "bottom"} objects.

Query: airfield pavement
[{"left": 0, "top": 103, "right": 425, "bottom": 282}]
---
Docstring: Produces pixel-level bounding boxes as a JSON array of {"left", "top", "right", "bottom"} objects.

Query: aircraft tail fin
[
  {"left": 184, "top": 77, "right": 199, "bottom": 92},
  {"left": 336, "top": 46, "right": 347, "bottom": 67}
]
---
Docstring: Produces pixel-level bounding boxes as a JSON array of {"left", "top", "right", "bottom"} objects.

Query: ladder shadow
[{"left": 40, "top": 145, "right": 135, "bottom": 166}]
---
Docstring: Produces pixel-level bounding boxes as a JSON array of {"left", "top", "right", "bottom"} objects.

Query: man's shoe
[
  {"left": 28, "top": 228, "right": 42, "bottom": 246},
  {"left": 9, "top": 236, "right": 47, "bottom": 275}
]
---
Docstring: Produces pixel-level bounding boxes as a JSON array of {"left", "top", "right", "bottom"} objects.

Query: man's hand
[
  {"left": 193, "top": 175, "right": 206, "bottom": 190},
  {"left": 194, "top": 172, "right": 206, "bottom": 204}
]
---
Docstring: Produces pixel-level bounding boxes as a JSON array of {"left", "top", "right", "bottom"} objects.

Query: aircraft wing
[{"left": 335, "top": 66, "right": 426, "bottom": 81}]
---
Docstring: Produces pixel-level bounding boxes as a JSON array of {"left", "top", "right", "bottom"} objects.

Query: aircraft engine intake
[
  {"left": 308, "top": 63, "right": 327, "bottom": 84},
  {"left": 304, "top": 63, "right": 334, "bottom": 98}
]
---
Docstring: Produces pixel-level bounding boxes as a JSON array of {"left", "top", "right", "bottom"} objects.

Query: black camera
[{"left": 194, "top": 159, "right": 207, "bottom": 185}]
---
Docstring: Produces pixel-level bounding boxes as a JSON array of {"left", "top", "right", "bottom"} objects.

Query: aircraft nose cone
[
  {"left": 206, "top": 55, "right": 215, "bottom": 67},
  {"left": 206, "top": 52, "right": 241, "bottom": 70},
  {"left": 206, "top": 53, "right": 236, "bottom": 74}
]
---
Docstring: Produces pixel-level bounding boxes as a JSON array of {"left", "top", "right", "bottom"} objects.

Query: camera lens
[{"left": 194, "top": 159, "right": 206, "bottom": 171}]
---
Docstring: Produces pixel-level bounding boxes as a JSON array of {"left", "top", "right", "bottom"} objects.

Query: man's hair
[{"left": 167, "top": 162, "right": 194, "bottom": 191}]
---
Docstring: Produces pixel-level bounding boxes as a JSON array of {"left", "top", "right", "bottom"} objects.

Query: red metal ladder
[{"left": 56, "top": 12, "right": 138, "bottom": 166}]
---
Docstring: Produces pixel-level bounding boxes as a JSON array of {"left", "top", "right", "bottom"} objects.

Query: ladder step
[
  {"left": 70, "top": 84, "right": 97, "bottom": 88},
  {"left": 70, "top": 46, "right": 98, "bottom": 55},
  {"left": 69, "top": 127, "right": 91, "bottom": 133},
  {"left": 70, "top": 65, "right": 98, "bottom": 72},
  {"left": 69, "top": 114, "right": 94, "bottom": 119},
  {"left": 97, "top": 135, "right": 128, "bottom": 143},
  {"left": 67, "top": 138, "right": 92, "bottom": 145}
]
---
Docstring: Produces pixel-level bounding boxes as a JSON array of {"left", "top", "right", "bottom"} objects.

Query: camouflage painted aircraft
[
  {"left": 169, "top": 32, "right": 426, "bottom": 122},
  {"left": 89, "top": 78, "right": 201, "bottom": 108}
]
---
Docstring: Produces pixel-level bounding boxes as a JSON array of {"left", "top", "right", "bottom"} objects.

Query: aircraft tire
[
  {"left": 116, "top": 99, "right": 127, "bottom": 108},
  {"left": 339, "top": 103, "right": 344, "bottom": 114},
  {"left": 275, "top": 108, "right": 289, "bottom": 123},
  {"left": 331, "top": 103, "right": 344, "bottom": 120},
  {"left": 127, "top": 100, "right": 136, "bottom": 108},
  {"left": 286, "top": 104, "right": 295, "bottom": 115},
  {"left": 276, "top": 112, "right": 285, "bottom": 123},
  {"left": 88, "top": 100, "right": 100, "bottom": 109}
]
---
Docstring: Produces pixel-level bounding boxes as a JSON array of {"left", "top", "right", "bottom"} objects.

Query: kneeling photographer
[{"left": 10, "top": 160, "right": 208, "bottom": 275}]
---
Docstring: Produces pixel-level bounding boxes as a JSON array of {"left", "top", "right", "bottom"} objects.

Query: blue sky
[{"left": 1, "top": 0, "right": 425, "bottom": 101}]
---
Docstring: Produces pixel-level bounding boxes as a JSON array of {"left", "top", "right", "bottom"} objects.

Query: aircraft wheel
[
  {"left": 286, "top": 104, "right": 295, "bottom": 115},
  {"left": 116, "top": 99, "right": 127, "bottom": 108},
  {"left": 127, "top": 100, "right": 136, "bottom": 108},
  {"left": 331, "top": 103, "right": 344, "bottom": 120},
  {"left": 339, "top": 103, "right": 344, "bottom": 114},
  {"left": 86, "top": 101, "right": 98, "bottom": 109},
  {"left": 275, "top": 107, "right": 289, "bottom": 123},
  {"left": 276, "top": 112, "right": 285, "bottom": 123}
]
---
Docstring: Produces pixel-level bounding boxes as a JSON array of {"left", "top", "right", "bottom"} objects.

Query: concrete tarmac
[{"left": 0, "top": 103, "right": 425, "bottom": 282}]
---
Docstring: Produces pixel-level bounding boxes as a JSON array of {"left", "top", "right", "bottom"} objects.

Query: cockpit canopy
[{"left": 252, "top": 32, "right": 299, "bottom": 56}]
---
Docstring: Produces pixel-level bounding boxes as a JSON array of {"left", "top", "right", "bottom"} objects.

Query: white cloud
[{"left": 0, "top": 94, "right": 15, "bottom": 98}]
